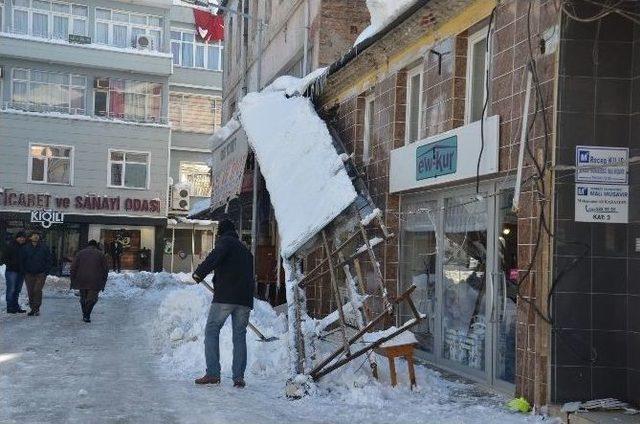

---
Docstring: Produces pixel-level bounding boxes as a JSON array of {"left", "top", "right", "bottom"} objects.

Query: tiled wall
[{"left": 553, "top": 2, "right": 640, "bottom": 404}]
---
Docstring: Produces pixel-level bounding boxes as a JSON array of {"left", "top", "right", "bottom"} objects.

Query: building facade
[
  {"left": 0, "top": 0, "right": 221, "bottom": 273},
  {"left": 305, "top": 0, "right": 638, "bottom": 409}
]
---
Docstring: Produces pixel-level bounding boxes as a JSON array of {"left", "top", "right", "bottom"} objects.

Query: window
[
  {"left": 108, "top": 150, "right": 149, "bottom": 189},
  {"left": 11, "top": 0, "right": 87, "bottom": 40},
  {"left": 11, "top": 68, "right": 86, "bottom": 115},
  {"left": 169, "top": 93, "right": 220, "bottom": 133},
  {"left": 466, "top": 27, "right": 489, "bottom": 123},
  {"left": 405, "top": 65, "right": 423, "bottom": 144},
  {"left": 179, "top": 162, "right": 211, "bottom": 197},
  {"left": 95, "top": 8, "right": 162, "bottom": 50},
  {"left": 170, "top": 30, "right": 223, "bottom": 71},
  {"left": 363, "top": 95, "right": 375, "bottom": 165},
  {"left": 94, "top": 78, "right": 162, "bottom": 123},
  {"left": 28, "top": 144, "right": 73, "bottom": 184}
]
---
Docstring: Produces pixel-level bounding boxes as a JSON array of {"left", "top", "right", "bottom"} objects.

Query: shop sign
[
  {"left": 575, "top": 184, "right": 628, "bottom": 224},
  {"left": 210, "top": 127, "right": 249, "bottom": 212},
  {"left": 1, "top": 189, "right": 162, "bottom": 214},
  {"left": 390, "top": 115, "right": 499, "bottom": 193},
  {"left": 416, "top": 136, "right": 457, "bottom": 180},
  {"left": 30, "top": 209, "right": 64, "bottom": 228},
  {"left": 575, "top": 146, "right": 628, "bottom": 184}
]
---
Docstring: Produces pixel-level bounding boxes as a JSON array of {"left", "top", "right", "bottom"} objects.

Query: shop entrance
[
  {"left": 399, "top": 182, "right": 518, "bottom": 391},
  {"left": 101, "top": 229, "right": 143, "bottom": 271}
]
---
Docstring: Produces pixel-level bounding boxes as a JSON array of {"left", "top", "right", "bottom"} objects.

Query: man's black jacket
[
  {"left": 194, "top": 229, "right": 255, "bottom": 308},
  {"left": 1, "top": 241, "right": 23, "bottom": 273}
]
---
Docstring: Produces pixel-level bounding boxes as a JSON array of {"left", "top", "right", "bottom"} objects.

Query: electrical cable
[{"left": 476, "top": 6, "right": 497, "bottom": 194}]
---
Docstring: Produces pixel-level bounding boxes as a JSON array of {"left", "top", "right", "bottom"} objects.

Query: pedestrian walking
[
  {"left": 192, "top": 219, "right": 255, "bottom": 388},
  {"left": 70, "top": 240, "right": 109, "bottom": 323},
  {"left": 111, "top": 237, "right": 124, "bottom": 273},
  {"left": 2, "top": 231, "right": 27, "bottom": 314},
  {"left": 20, "top": 231, "right": 52, "bottom": 316}
]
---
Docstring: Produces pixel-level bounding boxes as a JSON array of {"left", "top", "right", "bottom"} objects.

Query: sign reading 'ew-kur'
[{"left": 416, "top": 136, "right": 457, "bottom": 180}]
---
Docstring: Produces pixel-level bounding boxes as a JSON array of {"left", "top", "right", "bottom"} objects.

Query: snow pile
[
  {"left": 239, "top": 86, "right": 357, "bottom": 258},
  {"left": 354, "top": 0, "right": 416, "bottom": 46},
  {"left": 362, "top": 326, "right": 418, "bottom": 348}
]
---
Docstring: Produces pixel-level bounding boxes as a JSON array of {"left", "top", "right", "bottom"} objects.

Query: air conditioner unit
[
  {"left": 135, "top": 35, "right": 152, "bottom": 50},
  {"left": 94, "top": 78, "right": 109, "bottom": 89},
  {"left": 171, "top": 183, "right": 191, "bottom": 211}
]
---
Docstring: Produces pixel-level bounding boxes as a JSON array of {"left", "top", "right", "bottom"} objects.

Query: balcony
[
  {"left": 2, "top": 101, "right": 169, "bottom": 127},
  {"left": 0, "top": 30, "right": 173, "bottom": 76}
]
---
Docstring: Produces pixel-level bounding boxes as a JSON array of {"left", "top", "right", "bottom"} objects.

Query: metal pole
[
  {"left": 170, "top": 226, "right": 175, "bottom": 273},
  {"left": 250, "top": 20, "right": 264, "bottom": 265},
  {"left": 302, "top": 0, "right": 309, "bottom": 76}
]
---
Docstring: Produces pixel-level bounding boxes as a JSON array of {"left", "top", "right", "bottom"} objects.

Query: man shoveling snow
[{"left": 191, "top": 219, "right": 255, "bottom": 388}]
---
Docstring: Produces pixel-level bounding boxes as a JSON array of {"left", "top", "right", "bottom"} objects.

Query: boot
[
  {"left": 83, "top": 315, "right": 91, "bottom": 323},
  {"left": 194, "top": 375, "right": 220, "bottom": 385},
  {"left": 27, "top": 309, "right": 39, "bottom": 316},
  {"left": 233, "top": 378, "right": 246, "bottom": 388}
]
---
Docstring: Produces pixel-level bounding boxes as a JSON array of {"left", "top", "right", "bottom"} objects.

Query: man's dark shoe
[
  {"left": 233, "top": 379, "right": 246, "bottom": 388},
  {"left": 27, "top": 309, "right": 39, "bottom": 316},
  {"left": 83, "top": 315, "right": 91, "bottom": 323},
  {"left": 16, "top": 308, "right": 27, "bottom": 313},
  {"left": 7, "top": 309, "right": 17, "bottom": 314},
  {"left": 195, "top": 375, "right": 220, "bottom": 385}
]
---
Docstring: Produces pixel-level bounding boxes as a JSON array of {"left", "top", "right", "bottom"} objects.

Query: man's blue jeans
[
  {"left": 204, "top": 302, "right": 251, "bottom": 381},
  {"left": 5, "top": 271, "right": 24, "bottom": 312}
]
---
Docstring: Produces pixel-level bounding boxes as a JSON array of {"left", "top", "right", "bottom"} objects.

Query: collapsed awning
[{"left": 239, "top": 83, "right": 357, "bottom": 259}]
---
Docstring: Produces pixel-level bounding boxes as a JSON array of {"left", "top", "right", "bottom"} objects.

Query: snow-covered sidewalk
[{"left": 0, "top": 271, "right": 552, "bottom": 423}]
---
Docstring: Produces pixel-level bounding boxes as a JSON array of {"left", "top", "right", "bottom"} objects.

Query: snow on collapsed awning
[{"left": 239, "top": 78, "right": 357, "bottom": 259}]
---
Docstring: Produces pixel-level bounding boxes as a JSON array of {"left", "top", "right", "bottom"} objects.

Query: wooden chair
[{"left": 375, "top": 343, "right": 417, "bottom": 389}]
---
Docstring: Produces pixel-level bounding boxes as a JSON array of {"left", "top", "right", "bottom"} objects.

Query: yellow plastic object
[{"left": 507, "top": 397, "right": 531, "bottom": 413}]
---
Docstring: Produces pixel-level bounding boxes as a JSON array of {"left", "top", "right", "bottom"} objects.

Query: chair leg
[
  {"left": 407, "top": 353, "right": 416, "bottom": 389},
  {"left": 388, "top": 357, "right": 397, "bottom": 387}
]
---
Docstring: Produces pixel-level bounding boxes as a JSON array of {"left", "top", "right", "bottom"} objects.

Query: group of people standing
[
  {"left": 3, "top": 231, "right": 52, "bottom": 316},
  {"left": 2, "top": 231, "right": 109, "bottom": 322}
]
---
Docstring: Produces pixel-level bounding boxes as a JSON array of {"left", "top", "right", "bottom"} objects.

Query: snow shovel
[{"left": 198, "top": 280, "right": 279, "bottom": 343}]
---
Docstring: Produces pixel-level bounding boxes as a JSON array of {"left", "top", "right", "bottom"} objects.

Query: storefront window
[
  {"left": 441, "top": 195, "right": 488, "bottom": 371},
  {"left": 399, "top": 198, "right": 438, "bottom": 353}
]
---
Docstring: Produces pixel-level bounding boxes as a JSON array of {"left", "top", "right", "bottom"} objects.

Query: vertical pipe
[
  {"left": 170, "top": 226, "right": 175, "bottom": 273},
  {"left": 302, "top": 0, "right": 309, "bottom": 76},
  {"left": 512, "top": 66, "right": 533, "bottom": 212}
]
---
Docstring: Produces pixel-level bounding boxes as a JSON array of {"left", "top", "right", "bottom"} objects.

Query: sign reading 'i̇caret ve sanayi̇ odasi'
[{"left": 389, "top": 116, "right": 499, "bottom": 193}]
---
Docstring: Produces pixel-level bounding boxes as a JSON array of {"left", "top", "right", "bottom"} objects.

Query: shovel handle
[{"left": 198, "top": 280, "right": 270, "bottom": 342}]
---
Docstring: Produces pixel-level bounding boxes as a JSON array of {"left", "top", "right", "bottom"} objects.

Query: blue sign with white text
[{"left": 416, "top": 136, "right": 458, "bottom": 181}]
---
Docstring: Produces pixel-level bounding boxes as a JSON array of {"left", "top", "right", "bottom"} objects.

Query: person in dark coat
[
  {"left": 70, "top": 240, "right": 109, "bottom": 323},
  {"left": 111, "top": 238, "right": 124, "bottom": 273},
  {"left": 2, "top": 231, "right": 27, "bottom": 313},
  {"left": 192, "top": 219, "right": 255, "bottom": 388},
  {"left": 20, "top": 231, "right": 52, "bottom": 316}
]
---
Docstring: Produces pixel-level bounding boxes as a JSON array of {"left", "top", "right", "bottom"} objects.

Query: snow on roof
[
  {"left": 209, "top": 118, "right": 241, "bottom": 150},
  {"left": 239, "top": 84, "right": 357, "bottom": 259},
  {"left": 354, "top": 0, "right": 416, "bottom": 46},
  {"left": 264, "top": 67, "right": 327, "bottom": 97},
  {"left": 188, "top": 198, "right": 211, "bottom": 216}
]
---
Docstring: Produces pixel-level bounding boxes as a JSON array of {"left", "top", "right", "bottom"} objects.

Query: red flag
[{"left": 193, "top": 9, "right": 224, "bottom": 43}]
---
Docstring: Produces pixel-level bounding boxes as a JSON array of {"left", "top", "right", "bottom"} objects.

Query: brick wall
[{"left": 316, "top": 0, "right": 370, "bottom": 67}]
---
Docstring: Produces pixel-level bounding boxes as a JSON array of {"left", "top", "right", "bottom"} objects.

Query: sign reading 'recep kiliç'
[{"left": 416, "top": 136, "right": 457, "bottom": 181}]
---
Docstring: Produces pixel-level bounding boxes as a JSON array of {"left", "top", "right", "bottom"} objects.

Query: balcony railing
[
  {"left": 2, "top": 101, "right": 168, "bottom": 125},
  {"left": 1, "top": 27, "right": 168, "bottom": 55}
]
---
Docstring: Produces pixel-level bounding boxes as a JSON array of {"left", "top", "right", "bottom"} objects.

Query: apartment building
[{"left": 0, "top": 0, "right": 222, "bottom": 272}]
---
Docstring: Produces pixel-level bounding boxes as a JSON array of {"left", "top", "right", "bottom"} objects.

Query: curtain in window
[
  {"left": 113, "top": 24, "right": 128, "bottom": 47},
  {"left": 124, "top": 163, "right": 147, "bottom": 188},
  {"left": 52, "top": 15, "right": 68, "bottom": 39},
  {"left": 32, "top": 12, "right": 48, "bottom": 37},
  {"left": 96, "top": 22, "right": 109, "bottom": 43},
  {"left": 109, "top": 80, "right": 125, "bottom": 118},
  {"left": 13, "top": 9, "right": 29, "bottom": 33}
]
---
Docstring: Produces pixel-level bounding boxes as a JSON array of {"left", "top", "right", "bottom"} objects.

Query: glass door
[
  {"left": 399, "top": 198, "right": 438, "bottom": 356},
  {"left": 440, "top": 193, "right": 491, "bottom": 377},
  {"left": 492, "top": 188, "right": 518, "bottom": 389}
]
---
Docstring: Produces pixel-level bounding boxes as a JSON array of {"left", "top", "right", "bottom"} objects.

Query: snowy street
[{"left": 0, "top": 271, "right": 551, "bottom": 424}]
